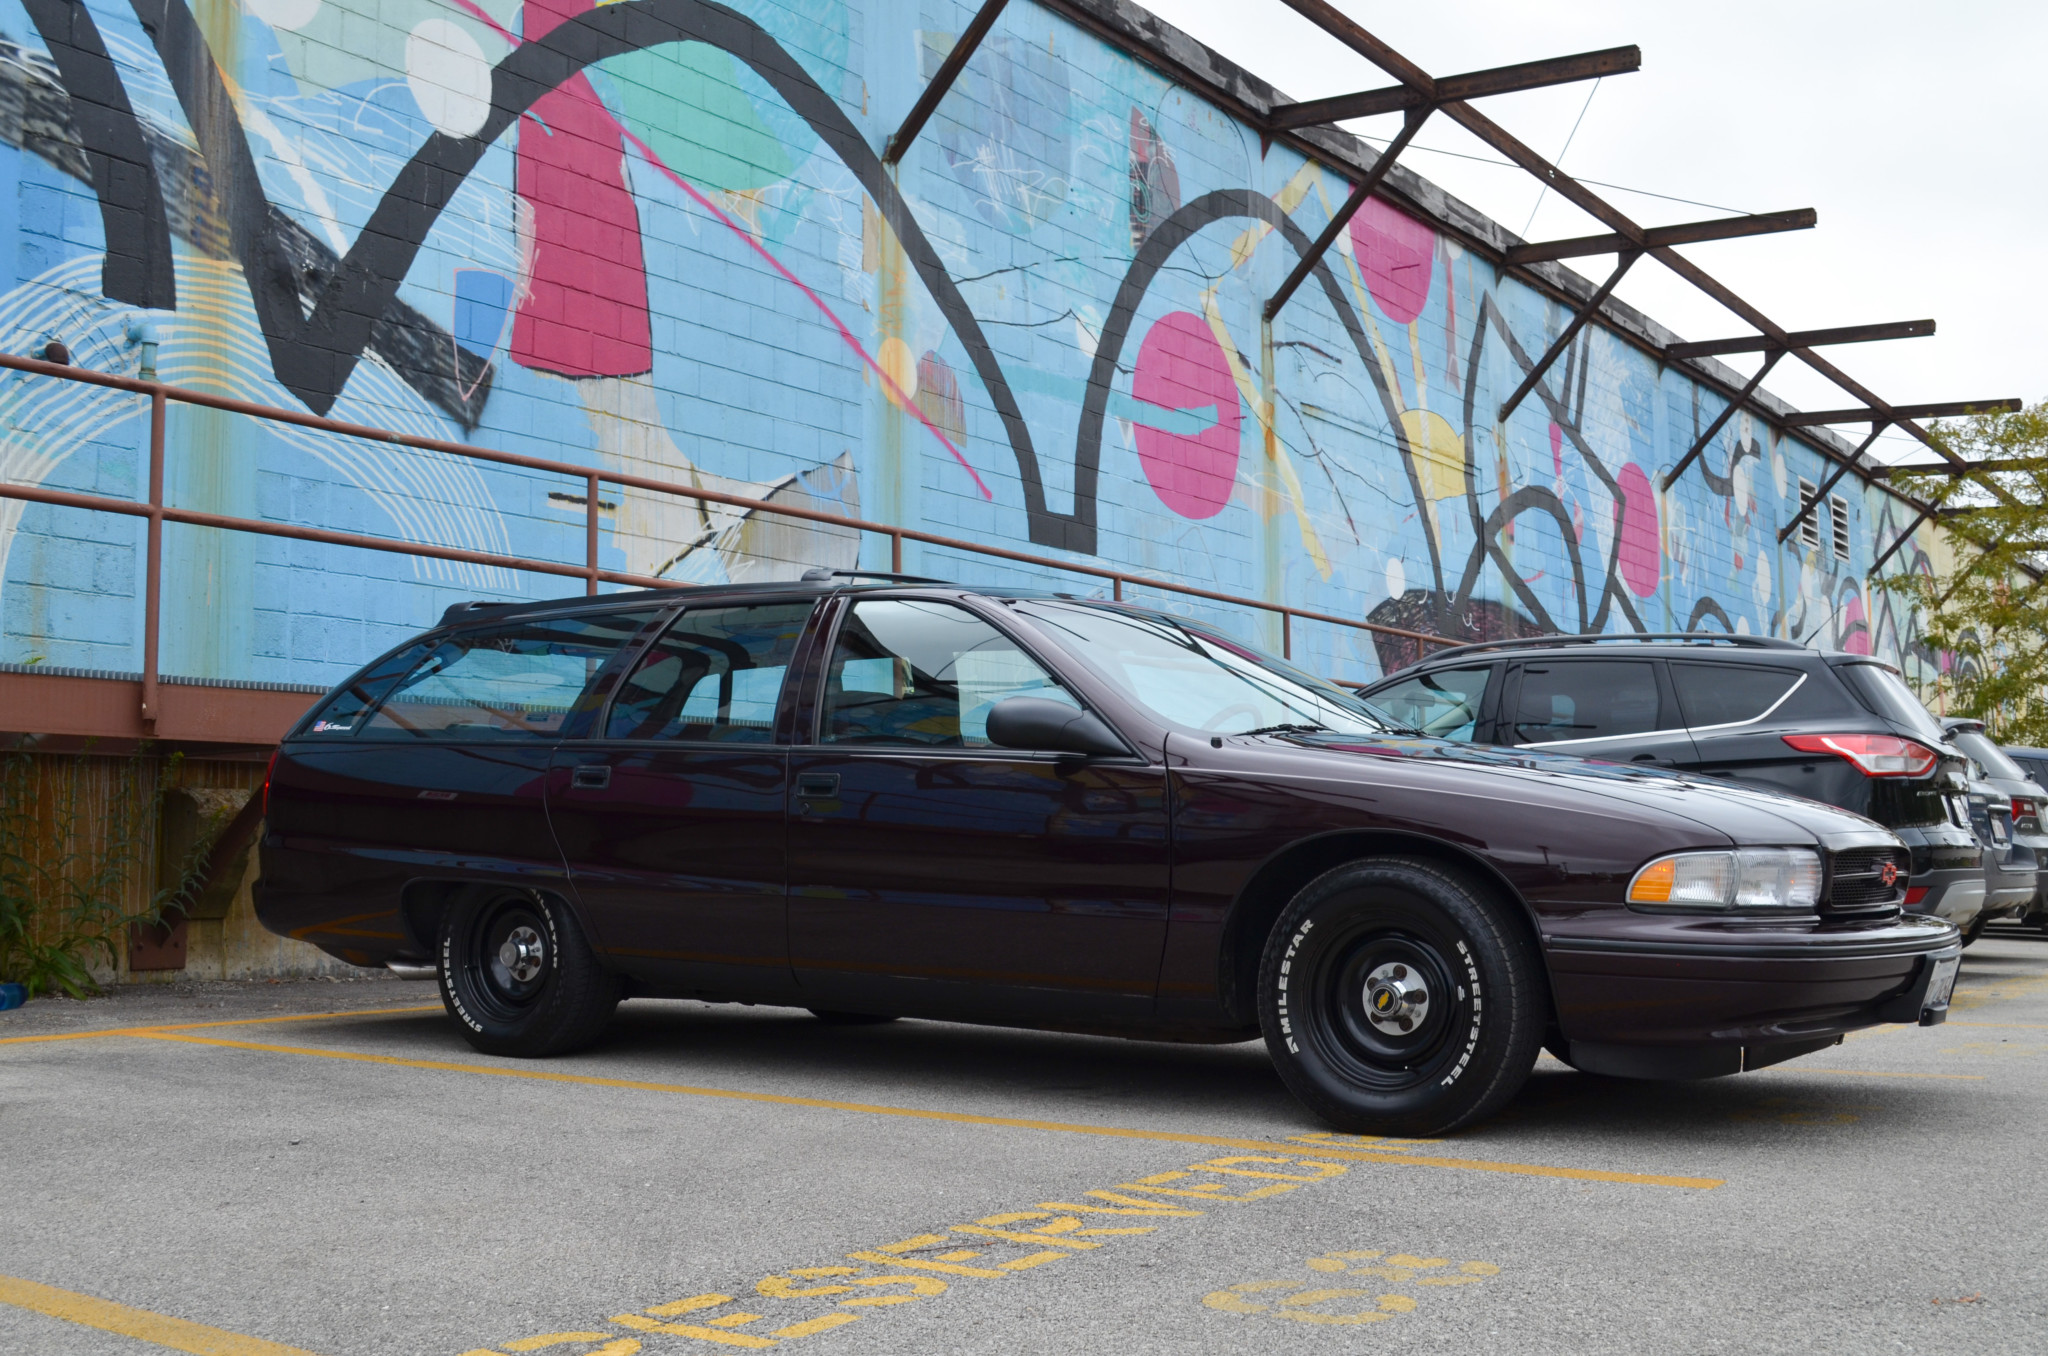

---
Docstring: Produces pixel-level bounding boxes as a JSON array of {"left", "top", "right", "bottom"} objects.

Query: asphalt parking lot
[{"left": 4, "top": 931, "right": 2046, "bottom": 1356}]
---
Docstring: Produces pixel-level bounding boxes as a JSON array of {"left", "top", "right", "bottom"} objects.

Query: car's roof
[{"left": 432, "top": 577, "right": 1122, "bottom": 632}]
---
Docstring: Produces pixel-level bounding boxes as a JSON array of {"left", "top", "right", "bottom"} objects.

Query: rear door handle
[
  {"left": 796, "top": 773, "right": 840, "bottom": 797},
  {"left": 572, "top": 765, "right": 611, "bottom": 790}
]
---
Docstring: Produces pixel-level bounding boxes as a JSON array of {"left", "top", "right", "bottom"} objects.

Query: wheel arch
[
  {"left": 1216, "top": 830, "right": 1551, "bottom": 1026},
  {"left": 399, "top": 878, "right": 597, "bottom": 960}
]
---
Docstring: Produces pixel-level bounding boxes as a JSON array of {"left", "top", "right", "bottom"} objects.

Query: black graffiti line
[
  {"left": 125, "top": 0, "right": 1070, "bottom": 546},
  {"left": 1075, "top": 189, "right": 1440, "bottom": 590},
  {"left": 24, "top": 0, "right": 175, "bottom": 309}
]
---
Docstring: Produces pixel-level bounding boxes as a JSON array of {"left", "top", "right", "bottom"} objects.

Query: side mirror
[{"left": 986, "top": 697, "right": 1129, "bottom": 758}]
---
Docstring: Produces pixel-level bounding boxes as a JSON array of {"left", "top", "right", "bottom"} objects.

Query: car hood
[{"left": 1256, "top": 732, "right": 1890, "bottom": 847}]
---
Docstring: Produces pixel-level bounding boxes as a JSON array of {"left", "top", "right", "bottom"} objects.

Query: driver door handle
[
  {"left": 572, "top": 765, "right": 611, "bottom": 790},
  {"left": 797, "top": 773, "right": 840, "bottom": 797}
]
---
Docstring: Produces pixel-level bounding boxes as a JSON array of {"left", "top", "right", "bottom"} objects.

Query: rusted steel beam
[
  {"left": 1784, "top": 398, "right": 2022, "bottom": 427},
  {"left": 1508, "top": 209, "right": 1815, "bottom": 266},
  {"left": 1779, "top": 423, "right": 1887, "bottom": 543},
  {"left": 0, "top": 669, "right": 316, "bottom": 747},
  {"left": 1266, "top": 45, "right": 1638, "bottom": 131},
  {"left": 1870, "top": 506, "right": 1934, "bottom": 575},
  {"left": 882, "top": 0, "right": 1009, "bottom": 165},
  {"left": 1660, "top": 350, "right": 1786, "bottom": 492},
  {"left": 1497, "top": 251, "right": 1640, "bottom": 422},
  {"left": 1667, "top": 318, "right": 1932, "bottom": 361},
  {"left": 1265, "top": 105, "right": 1429, "bottom": 322},
  {"left": 141, "top": 389, "right": 164, "bottom": 728}
]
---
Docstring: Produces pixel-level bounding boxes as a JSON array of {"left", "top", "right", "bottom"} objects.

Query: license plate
[
  {"left": 1924, "top": 954, "right": 1961, "bottom": 1011},
  {"left": 1990, "top": 815, "right": 2010, "bottom": 848}
]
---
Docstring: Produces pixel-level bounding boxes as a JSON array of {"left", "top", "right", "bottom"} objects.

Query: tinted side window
[
  {"left": 824, "top": 599, "right": 1074, "bottom": 748},
  {"left": 359, "top": 610, "right": 660, "bottom": 741},
  {"left": 1370, "top": 666, "right": 1491, "bottom": 741},
  {"left": 1672, "top": 663, "right": 1805, "bottom": 729},
  {"left": 605, "top": 602, "right": 813, "bottom": 742},
  {"left": 1510, "top": 661, "right": 1661, "bottom": 744}
]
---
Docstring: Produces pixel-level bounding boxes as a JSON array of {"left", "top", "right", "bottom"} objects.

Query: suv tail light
[
  {"left": 2013, "top": 797, "right": 2041, "bottom": 830},
  {"left": 1782, "top": 733, "right": 1939, "bottom": 778}
]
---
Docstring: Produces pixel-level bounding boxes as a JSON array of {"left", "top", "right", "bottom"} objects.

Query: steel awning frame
[{"left": 1033, "top": 0, "right": 2012, "bottom": 564}]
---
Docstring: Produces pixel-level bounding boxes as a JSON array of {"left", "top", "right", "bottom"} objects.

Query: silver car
[{"left": 1942, "top": 719, "right": 2046, "bottom": 943}]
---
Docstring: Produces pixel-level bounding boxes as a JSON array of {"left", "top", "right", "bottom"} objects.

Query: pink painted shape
[
  {"left": 451, "top": 0, "right": 988, "bottom": 497},
  {"left": 1348, "top": 196, "right": 1434, "bottom": 324},
  {"left": 1615, "top": 462, "right": 1661, "bottom": 597},
  {"left": 1549, "top": 421, "right": 1564, "bottom": 476},
  {"left": 509, "top": 0, "right": 651, "bottom": 378},
  {"left": 1843, "top": 592, "right": 1871, "bottom": 654},
  {"left": 1131, "top": 311, "right": 1240, "bottom": 519}
]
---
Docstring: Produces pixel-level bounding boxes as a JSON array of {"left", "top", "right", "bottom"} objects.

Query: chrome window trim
[{"left": 1511, "top": 670, "right": 1808, "bottom": 750}]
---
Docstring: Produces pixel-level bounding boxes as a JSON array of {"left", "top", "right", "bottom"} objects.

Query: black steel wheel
[
  {"left": 807, "top": 1010, "right": 899, "bottom": 1025},
  {"left": 1259, "top": 857, "right": 1544, "bottom": 1135},
  {"left": 439, "top": 887, "right": 619, "bottom": 1057}
]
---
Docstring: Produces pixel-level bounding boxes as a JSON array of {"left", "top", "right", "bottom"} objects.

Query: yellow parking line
[
  {"left": 1768, "top": 1067, "right": 1984, "bottom": 1081},
  {"left": 0, "top": 1273, "right": 319, "bottom": 1356},
  {"left": 128, "top": 1031, "right": 1721, "bottom": 1189},
  {"left": 0, "top": 1005, "right": 443, "bottom": 1047}
]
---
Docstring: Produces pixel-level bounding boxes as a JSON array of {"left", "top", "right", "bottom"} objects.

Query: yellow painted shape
[
  {"left": 755, "top": 1277, "right": 851, "bottom": 1299},
  {"left": 951, "top": 1225, "right": 1099, "bottom": 1250},
  {"left": 1074, "top": 1227, "right": 1155, "bottom": 1237},
  {"left": 705, "top": 1313, "right": 763, "bottom": 1328},
  {"left": 1201, "top": 1292, "right": 1269, "bottom": 1314},
  {"left": 1196, "top": 1156, "right": 1350, "bottom": 1181},
  {"left": 934, "top": 1251, "right": 982, "bottom": 1262},
  {"left": 877, "top": 336, "right": 918, "bottom": 400},
  {"left": 1278, "top": 1287, "right": 1364, "bottom": 1307},
  {"left": 1305, "top": 1258, "right": 1346, "bottom": 1273},
  {"left": 1401, "top": 408, "right": 1467, "bottom": 503},
  {"left": 997, "top": 1251, "right": 1071, "bottom": 1271},
  {"left": 844, "top": 1252, "right": 1005, "bottom": 1279},
  {"left": 1461, "top": 1261, "right": 1502, "bottom": 1275},
  {"left": 0, "top": 1004, "right": 442, "bottom": 1047},
  {"left": 502, "top": 1334, "right": 617, "bottom": 1351},
  {"left": 631, "top": 1323, "right": 768, "bottom": 1350},
  {"left": 645, "top": 1294, "right": 732, "bottom": 1317},
  {"left": 123, "top": 1032, "right": 1723, "bottom": 1187},
  {"left": 0, "top": 1273, "right": 321, "bottom": 1356},
  {"left": 870, "top": 1235, "right": 948, "bottom": 1256},
  {"left": 769, "top": 1314, "right": 858, "bottom": 1339}
]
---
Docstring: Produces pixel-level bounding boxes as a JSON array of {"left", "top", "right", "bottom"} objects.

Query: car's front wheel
[
  {"left": 1259, "top": 857, "right": 1544, "bottom": 1135},
  {"left": 439, "top": 887, "right": 619, "bottom": 1057}
]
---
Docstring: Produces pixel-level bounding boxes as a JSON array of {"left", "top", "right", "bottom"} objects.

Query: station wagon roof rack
[
  {"left": 1404, "top": 631, "right": 1808, "bottom": 666},
  {"left": 799, "top": 568, "right": 955, "bottom": 584}
]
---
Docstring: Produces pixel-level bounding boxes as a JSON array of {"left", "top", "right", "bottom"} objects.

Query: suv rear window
[
  {"left": 1671, "top": 663, "right": 1804, "bottom": 729},
  {"left": 351, "top": 610, "right": 661, "bottom": 741},
  {"left": 1951, "top": 729, "right": 2028, "bottom": 781},
  {"left": 1839, "top": 663, "right": 1946, "bottom": 745},
  {"left": 1509, "top": 661, "right": 1661, "bottom": 745}
]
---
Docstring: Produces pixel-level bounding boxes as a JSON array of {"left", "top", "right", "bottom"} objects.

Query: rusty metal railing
[{"left": 0, "top": 351, "right": 1451, "bottom": 725}]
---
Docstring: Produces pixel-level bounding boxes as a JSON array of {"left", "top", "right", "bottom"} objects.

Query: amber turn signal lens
[{"left": 1629, "top": 857, "right": 1677, "bottom": 903}]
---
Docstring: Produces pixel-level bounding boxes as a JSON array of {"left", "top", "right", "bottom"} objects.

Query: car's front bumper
[{"left": 1544, "top": 912, "right": 1962, "bottom": 1079}]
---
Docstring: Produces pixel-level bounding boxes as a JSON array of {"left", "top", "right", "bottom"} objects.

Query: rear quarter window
[
  {"left": 1671, "top": 663, "right": 1805, "bottom": 728},
  {"left": 350, "top": 609, "right": 662, "bottom": 741}
]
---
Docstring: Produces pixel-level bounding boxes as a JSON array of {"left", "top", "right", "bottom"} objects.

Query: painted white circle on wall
[
  {"left": 247, "top": 0, "right": 321, "bottom": 30},
  {"left": 1384, "top": 555, "right": 1406, "bottom": 601},
  {"left": 407, "top": 20, "right": 494, "bottom": 140}
]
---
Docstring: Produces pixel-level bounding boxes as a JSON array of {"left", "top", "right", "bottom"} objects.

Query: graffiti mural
[{"left": 0, "top": 0, "right": 1937, "bottom": 687}]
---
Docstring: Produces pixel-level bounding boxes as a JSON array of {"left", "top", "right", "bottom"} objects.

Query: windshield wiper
[{"left": 1237, "top": 722, "right": 1328, "bottom": 737}]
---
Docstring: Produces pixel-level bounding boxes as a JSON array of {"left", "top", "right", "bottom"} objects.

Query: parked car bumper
[
  {"left": 1545, "top": 913, "right": 1962, "bottom": 1079},
  {"left": 1904, "top": 865, "right": 1989, "bottom": 929}
]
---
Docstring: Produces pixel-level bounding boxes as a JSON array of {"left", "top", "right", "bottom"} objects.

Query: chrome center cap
[
  {"left": 1362, "top": 962, "right": 1429, "bottom": 1034},
  {"left": 499, "top": 926, "right": 546, "bottom": 983}
]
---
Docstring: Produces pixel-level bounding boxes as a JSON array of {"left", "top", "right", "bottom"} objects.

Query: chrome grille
[{"left": 1829, "top": 847, "right": 1908, "bottom": 911}]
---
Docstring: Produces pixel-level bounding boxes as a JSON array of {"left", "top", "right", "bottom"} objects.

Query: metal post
[
  {"left": 1779, "top": 422, "right": 1886, "bottom": 543},
  {"left": 1282, "top": 610, "right": 1292, "bottom": 659},
  {"left": 891, "top": 531, "right": 903, "bottom": 574},
  {"left": 1661, "top": 349, "right": 1786, "bottom": 492},
  {"left": 882, "top": 0, "right": 1009, "bottom": 165},
  {"left": 584, "top": 472, "right": 600, "bottom": 595},
  {"left": 1113, "top": 576, "right": 1123, "bottom": 601},
  {"left": 1265, "top": 105, "right": 1429, "bottom": 323},
  {"left": 140, "top": 387, "right": 164, "bottom": 727},
  {"left": 1497, "top": 251, "right": 1639, "bottom": 421}
]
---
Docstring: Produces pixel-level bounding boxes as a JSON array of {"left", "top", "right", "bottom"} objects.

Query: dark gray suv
[{"left": 1361, "top": 635, "right": 1985, "bottom": 930}]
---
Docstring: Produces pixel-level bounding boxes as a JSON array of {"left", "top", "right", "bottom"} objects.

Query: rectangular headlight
[{"left": 1628, "top": 849, "right": 1822, "bottom": 912}]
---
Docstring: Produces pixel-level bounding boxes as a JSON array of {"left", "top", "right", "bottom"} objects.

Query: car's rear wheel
[
  {"left": 808, "top": 1010, "right": 898, "bottom": 1025},
  {"left": 439, "top": 887, "right": 619, "bottom": 1057},
  {"left": 1259, "top": 857, "right": 1543, "bottom": 1136}
]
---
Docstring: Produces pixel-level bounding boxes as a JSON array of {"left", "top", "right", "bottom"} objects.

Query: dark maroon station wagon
[{"left": 256, "top": 577, "right": 1962, "bottom": 1133}]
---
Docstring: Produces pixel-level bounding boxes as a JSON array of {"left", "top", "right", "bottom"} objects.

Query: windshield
[
  {"left": 1952, "top": 729, "right": 2029, "bottom": 781},
  {"left": 1840, "top": 663, "right": 1948, "bottom": 746},
  {"left": 1014, "top": 601, "right": 1403, "bottom": 736}
]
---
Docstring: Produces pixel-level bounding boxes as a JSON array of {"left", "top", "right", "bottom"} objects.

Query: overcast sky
[{"left": 1140, "top": 0, "right": 2046, "bottom": 466}]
